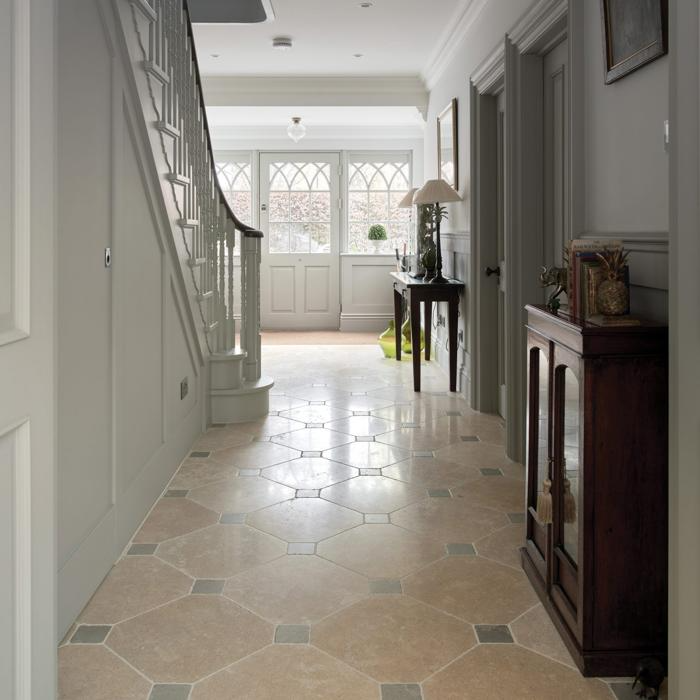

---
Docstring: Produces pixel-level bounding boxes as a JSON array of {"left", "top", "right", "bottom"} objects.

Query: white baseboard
[{"left": 340, "top": 314, "right": 392, "bottom": 333}]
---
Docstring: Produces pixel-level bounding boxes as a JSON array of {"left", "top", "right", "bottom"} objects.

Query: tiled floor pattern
[{"left": 59, "top": 345, "right": 652, "bottom": 699}]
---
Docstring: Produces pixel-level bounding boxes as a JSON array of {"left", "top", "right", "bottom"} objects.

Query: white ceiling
[{"left": 193, "top": 0, "right": 464, "bottom": 77}]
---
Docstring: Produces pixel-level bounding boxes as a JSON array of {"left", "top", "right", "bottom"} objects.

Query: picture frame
[
  {"left": 437, "top": 98, "right": 458, "bottom": 190},
  {"left": 600, "top": 0, "right": 668, "bottom": 84}
]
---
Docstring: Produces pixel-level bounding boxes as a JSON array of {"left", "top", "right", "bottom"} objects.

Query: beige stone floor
[{"left": 59, "top": 345, "right": 645, "bottom": 700}]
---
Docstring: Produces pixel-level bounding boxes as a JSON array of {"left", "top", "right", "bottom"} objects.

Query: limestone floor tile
[
  {"left": 375, "top": 423, "right": 463, "bottom": 452},
  {"left": 78, "top": 556, "right": 191, "bottom": 624},
  {"left": 403, "top": 556, "right": 538, "bottom": 624},
  {"left": 322, "top": 476, "right": 426, "bottom": 513},
  {"left": 391, "top": 497, "right": 508, "bottom": 543},
  {"left": 167, "top": 459, "right": 238, "bottom": 490},
  {"left": 367, "top": 385, "right": 422, "bottom": 403},
  {"left": 107, "top": 595, "right": 273, "bottom": 684},
  {"left": 191, "top": 644, "right": 378, "bottom": 700},
  {"left": 383, "top": 456, "right": 481, "bottom": 489},
  {"left": 279, "top": 404, "right": 352, "bottom": 424},
  {"left": 58, "top": 645, "right": 151, "bottom": 700},
  {"left": 271, "top": 427, "right": 354, "bottom": 451},
  {"left": 157, "top": 524, "right": 286, "bottom": 578},
  {"left": 210, "top": 441, "right": 301, "bottom": 469},
  {"left": 327, "top": 395, "right": 396, "bottom": 412},
  {"left": 268, "top": 395, "right": 308, "bottom": 412},
  {"left": 187, "top": 476, "right": 295, "bottom": 514},
  {"left": 510, "top": 603, "right": 576, "bottom": 668},
  {"left": 192, "top": 427, "right": 254, "bottom": 451},
  {"left": 371, "top": 403, "right": 443, "bottom": 425},
  {"left": 474, "top": 524, "right": 525, "bottom": 569},
  {"left": 247, "top": 498, "right": 362, "bottom": 542},
  {"left": 263, "top": 457, "right": 356, "bottom": 490},
  {"left": 223, "top": 555, "right": 367, "bottom": 624},
  {"left": 328, "top": 377, "right": 391, "bottom": 393},
  {"left": 133, "top": 497, "right": 219, "bottom": 544},
  {"left": 431, "top": 414, "right": 506, "bottom": 446},
  {"left": 323, "top": 442, "right": 410, "bottom": 470},
  {"left": 326, "top": 415, "right": 395, "bottom": 437},
  {"left": 422, "top": 644, "right": 613, "bottom": 700},
  {"left": 233, "top": 415, "right": 307, "bottom": 438},
  {"left": 312, "top": 596, "right": 475, "bottom": 683},
  {"left": 288, "top": 385, "right": 350, "bottom": 402},
  {"left": 451, "top": 477, "right": 526, "bottom": 513},
  {"left": 317, "top": 524, "right": 444, "bottom": 579},
  {"left": 435, "top": 440, "right": 522, "bottom": 473}
]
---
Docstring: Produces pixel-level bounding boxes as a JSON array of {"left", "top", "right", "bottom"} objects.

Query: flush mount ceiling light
[
  {"left": 353, "top": 53, "right": 364, "bottom": 58},
  {"left": 359, "top": 2, "right": 374, "bottom": 7},
  {"left": 287, "top": 117, "right": 306, "bottom": 142},
  {"left": 272, "top": 36, "right": 293, "bottom": 50}
]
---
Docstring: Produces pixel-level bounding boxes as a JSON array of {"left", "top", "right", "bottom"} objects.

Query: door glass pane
[
  {"left": 537, "top": 351, "right": 549, "bottom": 513},
  {"left": 562, "top": 367, "right": 580, "bottom": 564},
  {"left": 268, "top": 162, "right": 331, "bottom": 253}
]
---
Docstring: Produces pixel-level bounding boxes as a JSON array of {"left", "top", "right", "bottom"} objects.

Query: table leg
[
  {"left": 424, "top": 300, "right": 432, "bottom": 361},
  {"left": 411, "top": 293, "right": 421, "bottom": 392},
  {"left": 393, "top": 287, "right": 402, "bottom": 361},
  {"left": 448, "top": 295, "right": 458, "bottom": 392}
]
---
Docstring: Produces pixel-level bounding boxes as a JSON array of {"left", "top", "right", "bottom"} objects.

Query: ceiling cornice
[
  {"left": 210, "top": 123, "right": 425, "bottom": 143},
  {"left": 421, "top": 0, "right": 489, "bottom": 90}
]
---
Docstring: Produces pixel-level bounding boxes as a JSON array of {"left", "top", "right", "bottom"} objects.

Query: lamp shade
[
  {"left": 413, "top": 178, "right": 462, "bottom": 205},
  {"left": 397, "top": 188, "right": 418, "bottom": 208}
]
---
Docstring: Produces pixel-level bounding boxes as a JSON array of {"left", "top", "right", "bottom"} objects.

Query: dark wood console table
[{"left": 391, "top": 272, "right": 464, "bottom": 392}]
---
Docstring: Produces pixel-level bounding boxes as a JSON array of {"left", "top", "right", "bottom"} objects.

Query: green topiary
[{"left": 367, "top": 224, "right": 387, "bottom": 241}]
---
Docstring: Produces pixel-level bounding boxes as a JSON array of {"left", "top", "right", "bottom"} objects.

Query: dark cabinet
[{"left": 521, "top": 305, "right": 668, "bottom": 677}]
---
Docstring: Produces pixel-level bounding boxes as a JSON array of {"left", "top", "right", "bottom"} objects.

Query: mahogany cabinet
[{"left": 521, "top": 305, "right": 668, "bottom": 677}]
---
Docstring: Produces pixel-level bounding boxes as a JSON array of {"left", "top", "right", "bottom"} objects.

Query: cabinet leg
[
  {"left": 448, "top": 297, "right": 458, "bottom": 392},
  {"left": 424, "top": 300, "right": 431, "bottom": 361},
  {"left": 393, "top": 287, "right": 402, "bottom": 361},
  {"left": 411, "top": 294, "right": 421, "bottom": 392}
]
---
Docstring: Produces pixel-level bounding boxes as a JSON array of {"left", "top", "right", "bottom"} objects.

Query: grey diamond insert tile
[
  {"left": 238, "top": 469, "right": 261, "bottom": 477},
  {"left": 296, "top": 489, "right": 320, "bottom": 498},
  {"left": 220, "top": 512, "right": 247, "bottom": 524},
  {"left": 189, "top": 451, "right": 210, "bottom": 458},
  {"left": 381, "top": 684, "right": 423, "bottom": 700},
  {"left": 364, "top": 513, "right": 390, "bottom": 524},
  {"left": 480, "top": 468, "right": 503, "bottom": 476},
  {"left": 70, "top": 625, "right": 111, "bottom": 644},
  {"left": 401, "top": 422, "right": 421, "bottom": 429},
  {"left": 475, "top": 624, "right": 514, "bottom": 643},
  {"left": 127, "top": 543, "right": 157, "bottom": 555},
  {"left": 307, "top": 423, "right": 324, "bottom": 429},
  {"left": 302, "top": 451, "right": 323, "bottom": 458},
  {"left": 353, "top": 411, "right": 370, "bottom": 416},
  {"left": 369, "top": 579, "right": 403, "bottom": 594},
  {"left": 287, "top": 542, "right": 315, "bottom": 555},
  {"left": 164, "top": 489, "right": 189, "bottom": 498},
  {"left": 274, "top": 624, "right": 310, "bottom": 644},
  {"left": 360, "top": 468, "right": 382, "bottom": 476},
  {"left": 149, "top": 685, "right": 192, "bottom": 700},
  {"left": 446, "top": 543, "right": 477, "bottom": 556},
  {"left": 507, "top": 512, "right": 526, "bottom": 524},
  {"left": 427, "top": 489, "right": 452, "bottom": 498},
  {"left": 356, "top": 436, "right": 375, "bottom": 442},
  {"left": 309, "top": 401, "right": 326, "bottom": 405},
  {"left": 460, "top": 435, "right": 480, "bottom": 442},
  {"left": 413, "top": 450, "right": 434, "bottom": 458},
  {"left": 192, "top": 579, "right": 225, "bottom": 595}
]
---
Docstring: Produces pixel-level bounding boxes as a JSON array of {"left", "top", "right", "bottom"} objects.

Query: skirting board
[{"left": 340, "top": 314, "right": 392, "bottom": 333}]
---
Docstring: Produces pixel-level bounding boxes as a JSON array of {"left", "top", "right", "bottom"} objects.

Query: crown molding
[
  {"left": 210, "top": 123, "right": 425, "bottom": 144},
  {"left": 470, "top": 41, "right": 505, "bottom": 94},
  {"left": 508, "top": 0, "right": 568, "bottom": 54},
  {"left": 422, "top": 0, "right": 489, "bottom": 90}
]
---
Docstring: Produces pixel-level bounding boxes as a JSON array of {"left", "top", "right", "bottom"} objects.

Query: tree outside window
[{"left": 216, "top": 160, "right": 252, "bottom": 227}]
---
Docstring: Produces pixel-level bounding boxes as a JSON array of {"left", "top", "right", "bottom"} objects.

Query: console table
[{"left": 391, "top": 272, "right": 464, "bottom": 392}]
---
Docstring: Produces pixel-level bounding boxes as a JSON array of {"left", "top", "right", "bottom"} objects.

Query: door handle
[
  {"left": 485, "top": 266, "right": 501, "bottom": 277},
  {"left": 261, "top": 203, "right": 267, "bottom": 211}
]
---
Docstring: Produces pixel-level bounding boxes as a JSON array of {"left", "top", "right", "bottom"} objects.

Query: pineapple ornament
[{"left": 596, "top": 248, "right": 630, "bottom": 316}]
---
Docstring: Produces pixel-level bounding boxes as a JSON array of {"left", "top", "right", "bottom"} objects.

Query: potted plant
[{"left": 367, "top": 224, "right": 387, "bottom": 253}]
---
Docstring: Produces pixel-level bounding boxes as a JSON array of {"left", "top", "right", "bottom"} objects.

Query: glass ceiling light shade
[
  {"left": 397, "top": 187, "right": 418, "bottom": 208},
  {"left": 287, "top": 117, "right": 306, "bottom": 142}
]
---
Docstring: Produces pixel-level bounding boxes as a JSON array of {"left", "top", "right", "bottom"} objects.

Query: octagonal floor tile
[
  {"left": 422, "top": 645, "right": 612, "bottom": 700},
  {"left": 247, "top": 498, "right": 362, "bottom": 542},
  {"left": 435, "top": 441, "right": 519, "bottom": 472},
  {"left": 510, "top": 604, "right": 576, "bottom": 668},
  {"left": 224, "top": 554, "right": 367, "bottom": 624},
  {"left": 288, "top": 386, "right": 349, "bottom": 402},
  {"left": 271, "top": 427, "right": 354, "bottom": 452},
  {"left": 323, "top": 442, "right": 410, "bottom": 470},
  {"left": 312, "top": 596, "right": 475, "bottom": 683},
  {"left": 210, "top": 442, "right": 300, "bottom": 469},
  {"left": 391, "top": 497, "right": 508, "bottom": 543},
  {"left": 268, "top": 395, "right": 308, "bottom": 412},
  {"left": 192, "top": 644, "right": 378, "bottom": 700},
  {"left": 383, "top": 456, "right": 480, "bottom": 489},
  {"left": 375, "top": 423, "right": 462, "bottom": 452},
  {"left": 325, "top": 415, "right": 395, "bottom": 437},
  {"left": 366, "top": 385, "right": 421, "bottom": 403},
  {"left": 317, "top": 524, "right": 444, "bottom": 579},
  {"left": 168, "top": 458, "right": 238, "bottom": 490},
  {"left": 321, "top": 476, "right": 425, "bottom": 513},
  {"left": 133, "top": 497, "right": 219, "bottom": 543},
  {"left": 157, "top": 524, "right": 286, "bottom": 578},
  {"left": 192, "top": 427, "right": 254, "bottom": 452},
  {"left": 59, "top": 645, "right": 151, "bottom": 700},
  {"left": 474, "top": 524, "right": 524, "bottom": 569},
  {"left": 451, "top": 477, "right": 526, "bottom": 513},
  {"left": 232, "top": 415, "right": 307, "bottom": 439},
  {"left": 327, "top": 395, "right": 395, "bottom": 412},
  {"left": 79, "top": 556, "right": 191, "bottom": 624},
  {"left": 279, "top": 404, "right": 352, "bottom": 424},
  {"left": 432, "top": 414, "right": 506, "bottom": 446},
  {"left": 188, "top": 476, "right": 295, "bottom": 514},
  {"left": 106, "top": 595, "right": 273, "bottom": 683},
  {"left": 263, "top": 457, "right": 356, "bottom": 490},
  {"left": 371, "top": 403, "right": 443, "bottom": 425},
  {"left": 402, "top": 556, "right": 537, "bottom": 624}
]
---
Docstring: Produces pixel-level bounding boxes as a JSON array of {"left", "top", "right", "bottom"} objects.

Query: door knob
[
  {"left": 485, "top": 266, "right": 501, "bottom": 277},
  {"left": 261, "top": 203, "right": 268, "bottom": 211}
]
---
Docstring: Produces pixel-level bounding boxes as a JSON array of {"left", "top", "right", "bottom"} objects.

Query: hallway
[{"left": 59, "top": 345, "right": 628, "bottom": 699}]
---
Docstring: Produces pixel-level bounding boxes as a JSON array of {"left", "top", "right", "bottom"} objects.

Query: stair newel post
[
  {"left": 241, "top": 231, "right": 262, "bottom": 381},
  {"left": 226, "top": 219, "right": 235, "bottom": 352}
]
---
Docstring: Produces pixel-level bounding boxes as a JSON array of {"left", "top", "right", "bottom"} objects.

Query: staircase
[{"left": 117, "top": 0, "right": 272, "bottom": 422}]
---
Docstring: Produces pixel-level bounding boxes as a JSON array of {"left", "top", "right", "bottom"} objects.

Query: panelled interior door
[
  {"left": 259, "top": 153, "right": 341, "bottom": 330},
  {"left": 496, "top": 91, "right": 507, "bottom": 419}
]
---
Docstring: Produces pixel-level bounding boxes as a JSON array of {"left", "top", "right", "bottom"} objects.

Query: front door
[{"left": 259, "top": 153, "right": 341, "bottom": 330}]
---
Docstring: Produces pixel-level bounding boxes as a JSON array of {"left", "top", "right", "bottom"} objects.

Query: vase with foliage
[
  {"left": 378, "top": 320, "right": 396, "bottom": 358},
  {"left": 596, "top": 248, "right": 630, "bottom": 315},
  {"left": 368, "top": 224, "right": 387, "bottom": 253}
]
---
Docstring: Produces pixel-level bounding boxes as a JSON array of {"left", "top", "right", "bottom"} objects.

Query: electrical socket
[{"left": 180, "top": 377, "right": 189, "bottom": 400}]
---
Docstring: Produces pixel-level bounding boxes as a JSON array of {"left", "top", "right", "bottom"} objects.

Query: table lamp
[
  {"left": 397, "top": 188, "right": 419, "bottom": 276},
  {"left": 413, "top": 179, "right": 463, "bottom": 284}
]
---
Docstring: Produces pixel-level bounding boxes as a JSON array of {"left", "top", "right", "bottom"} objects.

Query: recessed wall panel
[
  {"left": 270, "top": 266, "right": 295, "bottom": 313},
  {"left": 305, "top": 266, "right": 330, "bottom": 313}
]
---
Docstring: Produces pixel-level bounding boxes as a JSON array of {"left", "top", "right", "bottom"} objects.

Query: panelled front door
[{"left": 259, "top": 153, "right": 341, "bottom": 329}]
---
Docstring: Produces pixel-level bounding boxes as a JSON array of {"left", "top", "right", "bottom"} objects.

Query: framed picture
[
  {"left": 600, "top": 0, "right": 668, "bottom": 84},
  {"left": 437, "top": 99, "right": 458, "bottom": 190}
]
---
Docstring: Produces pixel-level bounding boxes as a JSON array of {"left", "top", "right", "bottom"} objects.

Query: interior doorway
[{"left": 259, "top": 153, "right": 341, "bottom": 330}]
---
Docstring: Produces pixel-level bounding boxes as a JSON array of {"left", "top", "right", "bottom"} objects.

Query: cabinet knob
[{"left": 485, "top": 266, "right": 501, "bottom": 277}]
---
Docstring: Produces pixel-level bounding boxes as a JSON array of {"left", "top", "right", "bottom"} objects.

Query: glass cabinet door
[
  {"left": 561, "top": 367, "right": 580, "bottom": 565},
  {"left": 536, "top": 351, "right": 550, "bottom": 521}
]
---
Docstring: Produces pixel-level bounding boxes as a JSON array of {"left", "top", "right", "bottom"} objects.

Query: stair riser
[{"left": 209, "top": 357, "right": 244, "bottom": 391}]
